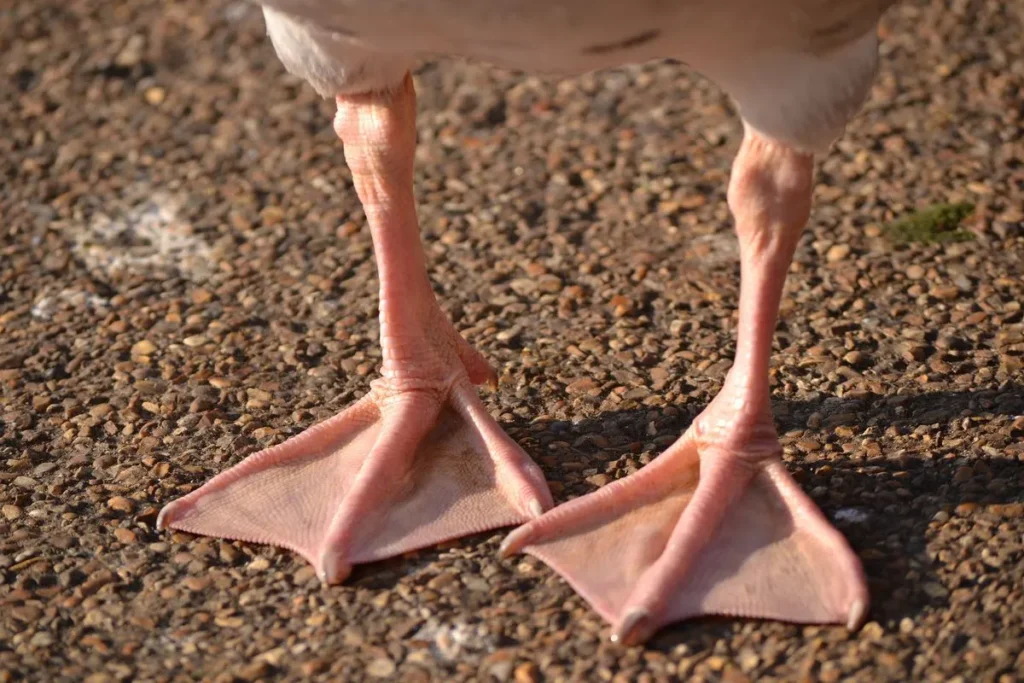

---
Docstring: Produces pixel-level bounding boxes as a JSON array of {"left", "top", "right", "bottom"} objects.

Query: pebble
[
  {"left": 113, "top": 528, "right": 137, "bottom": 544},
  {"left": 481, "top": 649, "right": 516, "bottom": 681},
  {"left": 89, "top": 404, "right": 113, "bottom": 418},
  {"left": 566, "top": 377, "right": 599, "bottom": 394},
  {"left": 513, "top": 663, "right": 540, "bottom": 683},
  {"left": 130, "top": 340, "right": 157, "bottom": 356},
  {"left": 234, "top": 661, "right": 273, "bottom": 681},
  {"left": 107, "top": 497, "right": 134, "bottom": 513},
  {"left": 144, "top": 86, "right": 166, "bottom": 106},
  {"left": 905, "top": 264, "right": 926, "bottom": 279},
  {"left": 826, "top": 244, "right": 851, "bottom": 262},
  {"left": 367, "top": 657, "right": 397, "bottom": 678}
]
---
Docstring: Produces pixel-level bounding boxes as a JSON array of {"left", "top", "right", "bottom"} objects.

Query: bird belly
[{"left": 260, "top": 0, "right": 733, "bottom": 75}]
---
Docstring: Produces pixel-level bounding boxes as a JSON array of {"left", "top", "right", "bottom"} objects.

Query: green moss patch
[{"left": 884, "top": 202, "right": 975, "bottom": 245}]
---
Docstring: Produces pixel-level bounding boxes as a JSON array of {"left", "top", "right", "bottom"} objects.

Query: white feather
[{"left": 259, "top": 0, "right": 890, "bottom": 151}]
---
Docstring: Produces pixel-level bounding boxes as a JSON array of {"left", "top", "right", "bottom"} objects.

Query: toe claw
[
  {"left": 319, "top": 553, "right": 352, "bottom": 586},
  {"left": 498, "top": 524, "right": 534, "bottom": 559},
  {"left": 528, "top": 499, "right": 545, "bottom": 519},
  {"left": 610, "top": 609, "right": 655, "bottom": 646},
  {"left": 155, "top": 503, "right": 177, "bottom": 531},
  {"left": 847, "top": 598, "right": 868, "bottom": 631}
]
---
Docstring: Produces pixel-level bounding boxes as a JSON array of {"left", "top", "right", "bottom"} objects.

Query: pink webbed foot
[
  {"left": 159, "top": 74, "right": 552, "bottom": 583},
  {"left": 502, "top": 408, "right": 868, "bottom": 644},
  {"left": 158, "top": 320, "right": 552, "bottom": 584},
  {"left": 503, "top": 131, "right": 869, "bottom": 645}
]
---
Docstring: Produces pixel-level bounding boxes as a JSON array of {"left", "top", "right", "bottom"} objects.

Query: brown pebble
[
  {"left": 131, "top": 339, "right": 157, "bottom": 356},
  {"left": 183, "top": 576, "right": 212, "bottom": 591},
  {"left": 300, "top": 660, "right": 328, "bottom": 676},
  {"left": 89, "top": 403, "right": 113, "bottom": 418},
  {"left": 367, "top": 657, "right": 397, "bottom": 678},
  {"left": 826, "top": 243, "right": 851, "bottom": 262},
  {"left": 566, "top": 377, "right": 599, "bottom": 394},
  {"left": 107, "top": 497, "right": 134, "bottom": 513},
  {"left": 235, "top": 661, "right": 273, "bottom": 681},
  {"left": 514, "top": 662, "right": 540, "bottom": 683},
  {"left": 113, "top": 528, "right": 137, "bottom": 544}
]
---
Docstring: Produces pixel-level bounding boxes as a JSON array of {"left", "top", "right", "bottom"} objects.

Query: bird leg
[
  {"left": 159, "top": 74, "right": 553, "bottom": 583},
  {"left": 502, "top": 130, "right": 868, "bottom": 644}
]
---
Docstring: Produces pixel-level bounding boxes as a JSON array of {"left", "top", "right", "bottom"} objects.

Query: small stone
[
  {"left": 191, "top": 288, "right": 213, "bottom": 305},
  {"left": 826, "top": 244, "right": 851, "bottom": 262},
  {"left": 107, "top": 497, "right": 134, "bottom": 513},
  {"left": 89, "top": 403, "right": 113, "bottom": 418},
  {"left": 183, "top": 335, "right": 207, "bottom": 347},
  {"left": 738, "top": 649, "right": 760, "bottom": 673},
  {"left": 260, "top": 206, "right": 285, "bottom": 226},
  {"left": 113, "top": 528, "right": 137, "bottom": 544},
  {"left": 901, "top": 344, "right": 928, "bottom": 362},
  {"left": 247, "top": 388, "right": 273, "bottom": 402},
  {"left": 705, "top": 656, "right": 727, "bottom": 671},
  {"left": 905, "top": 264, "right": 926, "bottom": 279},
  {"left": 131, "top": 340, "right": 157, "bottom": 356},
  {"left": 248, "top": 557, "right": 271, "bottom": 571},
  {"left": 585, "top": 473, "right": 610, "bottom": 487},
  {"left": 33, "top": 462, "right": 55, "bottom": 478},
  {"left": 952, "top": 466, "right": 973, "bottom": 483},
  {"left": 300, "top": 660, "right": 328, "bottom": 676},
  {"left": 496, "top": 326, "right": 522, "bottom": 343},
  {"left": 144, "top": 86, "right": 166, "bottom": 105},
  {"left": 427, "top": 572, "right": 457, "bottom": 590},
  {"left": 235, "top": 661, "right": 272, "bottom": 681},
  {"left": 367, "top": 657, "right": 396, "bottom": 678},
  {"left": 931, "top": 285, "right": 960, "bottom": 300},
  {"left": 11, "top": 605, "right": 42, "bottom": 622},
  {"left": 183, "top": 576, "right": 211, "bottom": 591},
  {"left": 481, "top": 649, "right": 516, "bottom": 681},
  {"left": 608, "top": 295, "right": 634, "bottom": 317},
  {"left": 13, "top": 476, "right": 38, "bottom": 489},
  {"left": 215, "top": 615, "right": 244, "bottom": 628},
  {"left": 842, "top": 350, "right": 866, "bottom": 367},
  {"left": 2, "top": 505, "right": 22, "bottom": 520},
  {"left": 190, "top": 397, "right": 215, "bottom": 413},
  {"left": 861, "top": 622, "right": 884, "bottom": 640},
  {"left": 293, "top": 565, "right": 317, "bottom": 584},
  {"left": 537, "top": 274, "right": 563, "bottom": 293},
  {"left": 513, "top": 663, "right": 539, "bottom": 683},
  {"left": 566, "top": 377, "right": 598, "bottom": 394}
]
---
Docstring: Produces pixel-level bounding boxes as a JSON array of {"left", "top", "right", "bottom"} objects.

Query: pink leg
[
  {"left": 502, "top": 130, "right": 868, "bottom": 644},
  {"left": 158, "top": 74, "right": 552, "bottom": 583}
]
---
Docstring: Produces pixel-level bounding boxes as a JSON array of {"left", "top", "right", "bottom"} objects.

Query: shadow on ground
[{"left": 348, "top": 382, "right": 1023, "bottom": 651}]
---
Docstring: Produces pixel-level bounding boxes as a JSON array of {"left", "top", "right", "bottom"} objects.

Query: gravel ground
[{"left": 2, "top": 0, "right": 1023, "bottom": 681}]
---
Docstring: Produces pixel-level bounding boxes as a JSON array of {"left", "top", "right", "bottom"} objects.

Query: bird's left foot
[{"left": 502, "top": 382, "right": 868, "bottom": 645}]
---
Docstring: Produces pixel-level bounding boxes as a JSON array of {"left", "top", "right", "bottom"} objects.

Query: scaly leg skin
[
  {"left": 158, "top": 74, "right": 552, "bottom": 584},
  {"left": 501, "top": 130, "right": 868, "bottom": 645}
]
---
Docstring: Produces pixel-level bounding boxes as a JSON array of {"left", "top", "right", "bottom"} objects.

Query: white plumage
[{"left": 260, "top": 0, "right": 893, "bottom": 153}]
